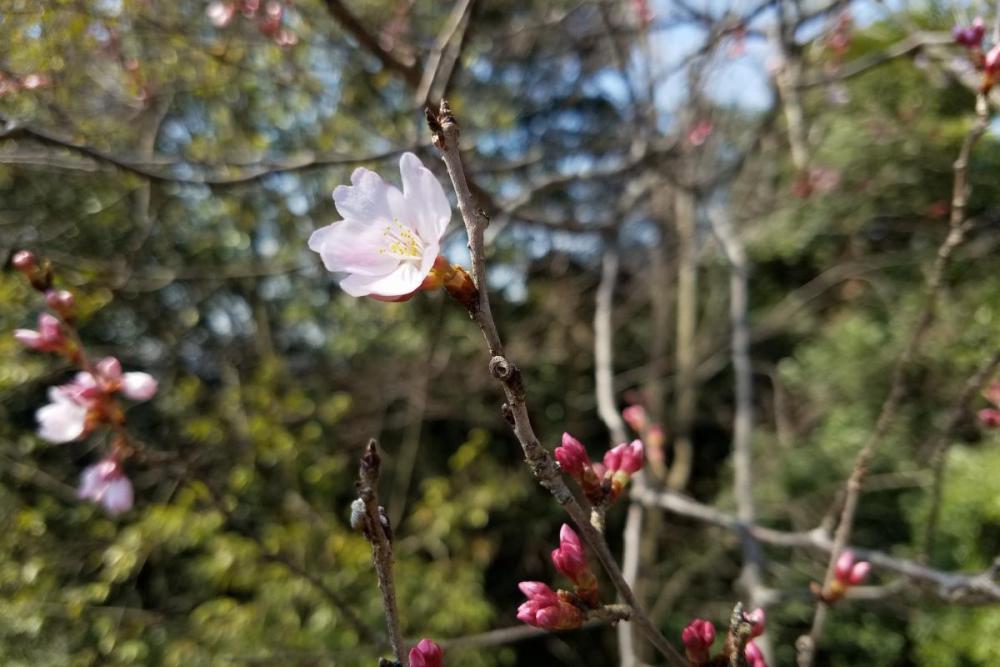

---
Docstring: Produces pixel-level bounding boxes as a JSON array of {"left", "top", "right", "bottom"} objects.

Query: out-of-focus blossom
[
  {"left": 15, "top": 313, "right": 66, "bottom": 353},
  {"left": 308, "top": 153, "right": 452, "bottom": 300},
  {"left": 207, "top": 1, "right": 237, "bottom": 27},
  {"left": 408, "top": 638, "right": 443, "bottom": 667},
  {"left": 688, "top": 120, "right": 714, "bottom": 146},
  {"left": 681, "top": 618, "right": 716, "bottom": 665},
  {"left": 516, "top": 582, "right": 584, "bottom": 630},
  {"left": 985, "top": 44, "right": 1000, "bottom": 74},
  {"left": 44, "top": 289, "right": 75, "bottom": 318},
  {"left": 622, "top": 404, "right": 648, "bottom": 433},
  {"left": 632, "top": 0, "right": 653, "bottom": 28},
  {"left": 78, "top": 458, "right": 133, "bottom": 515},
  {"left": 982, "top": 381, "right": 1000, "bottom": 406},
  {"left": 954, "top": 17, "right": 986, "bottom": 48},
  {"left": 604, "top": 439, "right": 644, "bottom": 475},
  {"left": 36, "top": 387, "right": 90, "bottom": 443},
  {"left": 747, "top": 607, "right": 766, "bottom": 638},
  {"left": 93, "top": 356, "right": 158, "bottom": 402},
  {"left": 826, "top": 549, "right": 870, "bottom": 601},
  {"left": 745, "top": 640, "right": 767, "bottom": 667},
  {"left": 551, "top": 524, "right": 598, "bottom": 605},
  {"left": 979, "top": 408, "right": 1000, "bottom": 428},
  {"left": 12, "top": 250, "right": 36, "bottom": 271}
]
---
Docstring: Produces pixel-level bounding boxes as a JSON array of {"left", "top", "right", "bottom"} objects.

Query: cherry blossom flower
[
  {"left": 681, "top": 618, "right": 716, "bottom": 665},
  {"left": 408, "top": 638, "right": 443, "bottom": 667},
  {"left": 78, "top": 459, "right": 134, "bottom": 515},
  {"left": 308, "top": 153, "right": 452, "bottom": 300},
  {"left": 36, "top": 386, "right": 91, "bottom": 443},
  {"left": 516, "top": 581, "right": 583, "bottom": 630}
]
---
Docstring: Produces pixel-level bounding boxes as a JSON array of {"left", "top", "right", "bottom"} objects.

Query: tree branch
[{"left": 428, "top": 100, "right": 687, "bottom": 667}]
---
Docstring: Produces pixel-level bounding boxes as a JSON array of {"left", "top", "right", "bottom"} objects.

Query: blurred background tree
[{"left": 1, "top": 0, "right": 999, "bottom": 665}]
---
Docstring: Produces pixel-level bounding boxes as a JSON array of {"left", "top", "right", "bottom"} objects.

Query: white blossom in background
[
  {"left": 78, "top": 459, "right": 134, "bottom": 515},
  {"left": 36, "top": 386, "right": 90, "bottom": 443},
  {"left": 308, "top": 152, "right": 451, "bottom": 300}
]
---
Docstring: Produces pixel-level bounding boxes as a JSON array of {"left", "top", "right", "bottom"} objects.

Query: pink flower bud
[
  {"left": 96, "top": 356, "right": 123, "bottom": 381},
  {"left": 979, "top": 408, "right": 1000, "bottom": 428},
  {"left": 121, "top": 372, "right": 158, "bottom": 401},
  {"left": 516, "top": 582, "right": 583, "bottom": 630},
  {"left": 550, "top": 524, "right": 598, "bottom": 604},
  {"left": 834, "top": 550, "right": 870, "bottom": 587},
  {"left": 848, "top": 560, "right": 871, "bottom": 586},
  {"left": 555, "top": 433, "right": 589, "bottom": 477},
  {"left": 622, "top": 405, "right": 648, "bottom": 432},
  {"left": 681, "top": 618, "right": 716, "bottom": 664},
  {"left": 604, "top": 440, "right": 644, "bottom": 475},
  {"left": 747, "top": 607, "right": 766, "bottom": 638},
  {"left": 44, "top": 289, "right": 75, "bottom": 316},
  {"left": 408, "top": 638, "right": 443, "bottom": 667},
  {"left": 834, "top": 550, "right": 856, "bottom": 582},
  {"left": 745, "top": 640, "right": 767, "bottom": 667},
  {"left": 12, "top": 249, "right": 36, "bottom": 271},
  {"left": 14, "top": 313, "right": 66, "bottom": 352}
]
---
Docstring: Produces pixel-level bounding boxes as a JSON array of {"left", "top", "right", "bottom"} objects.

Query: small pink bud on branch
[
  {"left": 681, "top": 618, "right": 716, "bottom": 665},
  {"left": 551, "top": 524, "right": 599, "bottom": 606},
  {"left": 408, "top": 638, "right": 443, "bottom": 667}
]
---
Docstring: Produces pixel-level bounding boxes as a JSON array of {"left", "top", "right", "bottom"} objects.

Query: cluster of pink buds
[
  {"left": 681, "top": 608, "right": 766, "bottom": 667},
  {"left": 978, "top": 381, "right": 1000, "bottom": 428},
  {"left": 516, "top": 582, "right": 584, "bottom": 630},
  {"left": 815, "top": 550, "right": 871, "bottom": 603},
  {"left": 953, "top": 17, "right": 1000, "bottom": 91},
  {"left": 12, "top": 250, "right": 157, "bottom": 515},
  {"left": 207, "top": 0, "right": 298, "bottom": 46},
  {"left": 408, "top": 638, "right": 443, "bottom": 667},
  {"left": 517, "top": 524, "right": 602, "bottom": 630},
  {"left": 555, "top": 433, "right": 643, "bottom": 505},
  {"left": 622, "top": 403, "right": 667, "bottom": 475}
]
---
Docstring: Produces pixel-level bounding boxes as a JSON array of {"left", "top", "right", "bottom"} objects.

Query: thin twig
[
  {"left": 428, "top": 100, "right": 687, "bottom": 667},
  {"left": 630, "top": 484, "right": 1000, "bottom": 604},
  {"left": 709, "top": 207, "right": 772, "bottom": 664},
  {"left": 356, "top": 440, "right": 407, "bottom": 666},
  {"left": 922, "top": 352, "right": 1000, "bottom": 558},
  {"left": 795, "top": 92, "right": 990, "bottom": 667}
]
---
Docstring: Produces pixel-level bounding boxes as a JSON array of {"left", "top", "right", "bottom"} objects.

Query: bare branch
[
  {"left": 429, "top": 100, "right": 687, "bottom": 667},
  {"left": 356, "top": 440, "right": 407, "bottom": 666},
  {"left": 631, "top": 484, "right": 1000, "bottom": 604},
  {"left": 795, "top": 92, "right": 991, "bottom": 666}
]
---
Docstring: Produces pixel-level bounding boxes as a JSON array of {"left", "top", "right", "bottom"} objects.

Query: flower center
[{"left": 379, "top": 220, "right": 424, "bottom": 260}]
